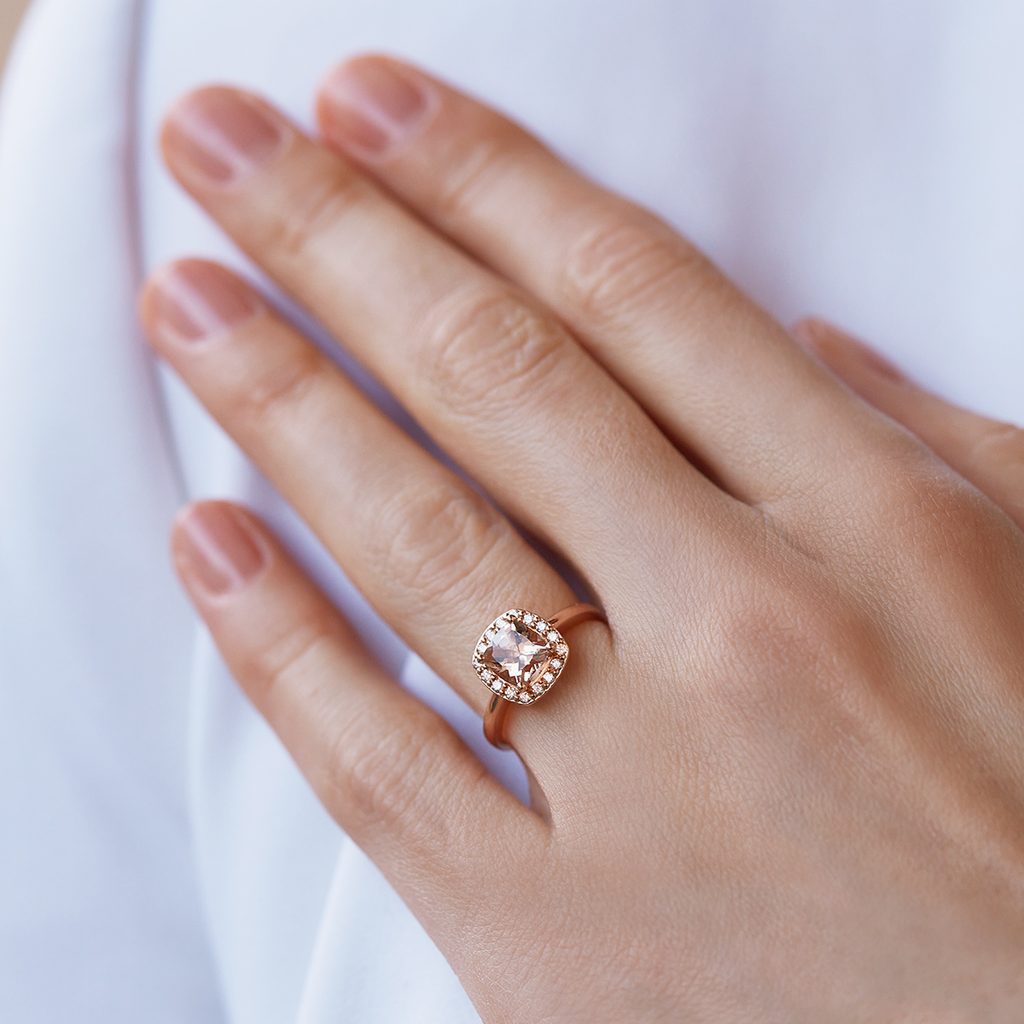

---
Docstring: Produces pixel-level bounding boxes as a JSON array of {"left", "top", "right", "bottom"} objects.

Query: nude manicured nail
[
  {"left": 144, "top": 261, "right": 262, "bottom": 345},
  {"left": 174, "top": 503, "right": 267, "bottom": 596},
  {"left": 162, "top": 88, "right": 288, "bottom": 184},
  {"left": 320, "top": 59, "right": 436, "bottom": 156}
]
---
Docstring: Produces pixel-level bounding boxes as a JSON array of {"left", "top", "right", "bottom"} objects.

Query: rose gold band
[{"left": 483, "top": 602, "right": 605, "bottom": 749}]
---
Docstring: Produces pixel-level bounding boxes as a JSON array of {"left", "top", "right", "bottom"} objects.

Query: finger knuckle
[
  {"left": 877, "top": 459, "right": 995, "bottom": 549},
  {"left": 560, "top": 209, "right": 707, "bottom": 324},
  {"left": 238, "top": 608, "right": 337, "bottom": 699},
  {"left": 433, "top": 133, "right": 511, "bottom": 225},
  {"left": 732, "top": 586, "right": 847, "bottom": 675},
  {"left": 711, "top": 568, "right": 876, "bottom": 712},
  {"left": 333, "top": 714, "right": 447, "bottom": 834},
  {"left": 375, "top": 480, "right": 504, "bottom": 608},
  {"left": 233, "top": 343, "right": 326, "bottom": 435},
  {"left": 269, "top": 165, "right": 366, "bottom": 261},
  {"left": 421, "top": 287, "right": 566, "bottom": 417},
  {"left": 857, "top": 452, "right": 1019, "bottom": 586},
  {"left": 971, "top": 422, "right": 1024, "bottom": 470},
  {"left": 914, "top": 487, "right": 1010, "bottom": 568}
]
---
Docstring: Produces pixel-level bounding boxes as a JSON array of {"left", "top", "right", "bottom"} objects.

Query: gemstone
[
  {"left": 488, "top": 622, "right": 547, "bottom": 680},
  {"left": 473, "top": 609, "right": 569, "bottom": 704}
]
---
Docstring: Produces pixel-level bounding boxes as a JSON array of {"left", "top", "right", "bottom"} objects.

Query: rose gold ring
[{"left": 473, "top": 603, "right": 606, "bottom": 749}]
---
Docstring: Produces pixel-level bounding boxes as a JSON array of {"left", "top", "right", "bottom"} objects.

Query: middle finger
[
  {"left": 141, "top": 258, "right": 586, "bottom": 736},
  {"left": 160, "top": 87, "right": 746, "bottom": 598}
]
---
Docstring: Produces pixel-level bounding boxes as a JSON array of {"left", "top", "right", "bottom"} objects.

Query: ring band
[{"left": 472, "top": 603, "right": 606, "bottom": 749}]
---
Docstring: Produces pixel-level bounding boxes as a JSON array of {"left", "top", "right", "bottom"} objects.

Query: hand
[{"left": 141, "top": 55, "right": 1024, "bottom": 1022}]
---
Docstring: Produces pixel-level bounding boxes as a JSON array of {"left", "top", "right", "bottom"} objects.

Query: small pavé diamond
[{"left": 543, "top": 672, "right": 554, "bottom": 683}]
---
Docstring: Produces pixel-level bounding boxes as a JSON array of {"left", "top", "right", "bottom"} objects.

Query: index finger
[{"left": 315, "top": 55, "right": 887, "bottom": 520}]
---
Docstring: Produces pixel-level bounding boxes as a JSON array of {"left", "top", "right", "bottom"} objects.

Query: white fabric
[{"left": 1, "top": 0, "right": 1022, "bottom": 1020}]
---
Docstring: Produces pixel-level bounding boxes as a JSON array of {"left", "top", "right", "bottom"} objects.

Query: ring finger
[
  {"left": 159, "top": 87, "right": 745, "bottom": 608},
  {"left": 141, "top": 258, "right": 600, "bottom": 755}
]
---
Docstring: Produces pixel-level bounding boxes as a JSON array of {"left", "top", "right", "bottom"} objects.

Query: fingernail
[
  {"left": 319, "top": 58, "right": 436, "bottom": 157},
  {"left": 143, "top": 261, "right": 263, "bottom": 345},
  {"left": 173, "top": 503, "right": 267, "bottom": 596},
  {"left": 796, "top": 318, "right": 906, "bottom": 383},
  {"left": 162, "top": 87, "right": 288, "bottom": 184}
]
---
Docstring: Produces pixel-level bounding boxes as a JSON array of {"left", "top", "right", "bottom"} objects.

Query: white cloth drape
[{"left": 2, "top": 1, "right": 1022, "bottom": 1020}]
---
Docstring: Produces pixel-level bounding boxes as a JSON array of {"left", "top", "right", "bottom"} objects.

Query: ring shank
[{"left": 483, "top": 602, "right": 605, "bottom": 749}]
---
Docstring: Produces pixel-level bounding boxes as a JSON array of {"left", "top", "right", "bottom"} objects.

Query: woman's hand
[{"left": 141, "top": 55, "right": 1024, "bottom": 1023}]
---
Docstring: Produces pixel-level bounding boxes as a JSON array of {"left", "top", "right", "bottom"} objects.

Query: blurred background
[{"left": 0, "top": 0, "right": 29, "bottom": 72}]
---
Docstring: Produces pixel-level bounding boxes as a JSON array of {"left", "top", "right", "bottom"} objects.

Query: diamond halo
[{"left": 472, "top": 608, "right": 569, "bottom": 705}]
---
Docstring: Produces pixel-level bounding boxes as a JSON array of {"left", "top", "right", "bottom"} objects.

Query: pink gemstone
[
  {"left": 474, "top": 610, "right": 568, "bottom": 703},
  {"left": 488, "top": 622, "right": 547, "bottom": 680}
]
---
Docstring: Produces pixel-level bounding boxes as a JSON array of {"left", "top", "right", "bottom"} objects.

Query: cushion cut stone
[
  {"left": 473, "top": 609, "right": 568, "bottom": 704},
  {"left": 488, "top": 622, "right": 546, "bottom": 679}
]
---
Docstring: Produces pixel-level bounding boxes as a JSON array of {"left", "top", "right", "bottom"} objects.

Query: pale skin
[{"left": 139, "top": 54, "right": 1024, "bottom": 1022}]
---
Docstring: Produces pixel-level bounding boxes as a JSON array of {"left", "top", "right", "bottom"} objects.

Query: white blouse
[{"left": 1, "top": 0, "right": 1021, "bottom": 1020}]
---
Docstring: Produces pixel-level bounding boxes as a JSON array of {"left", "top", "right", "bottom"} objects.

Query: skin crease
[{"left": 139, "top": 55, "right": 1024, "bottom": 1023}]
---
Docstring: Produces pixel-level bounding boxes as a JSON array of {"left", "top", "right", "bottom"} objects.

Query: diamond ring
[{"left": 472, "top": 603, "right": 606, "bottom": 748}]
